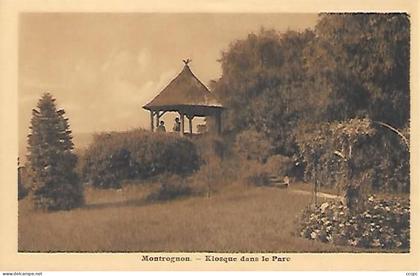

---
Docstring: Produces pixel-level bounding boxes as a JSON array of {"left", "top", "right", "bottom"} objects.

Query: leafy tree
[
  {"left": 306, "top": 13, "right": 410, "bottom": 128},
  {"left": 27, "top": 93, "right": 83, "bottom": 210},
  {"left": 214, "top": 29, "right": 284, "bottom": 134},
  {"left": 213, "top": 13, "right": 410, "bottom": 166},
  {"left": 214, "top": 29, "right": 318, "bottom": 156}
]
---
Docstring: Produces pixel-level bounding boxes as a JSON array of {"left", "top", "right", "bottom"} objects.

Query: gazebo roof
[{"left": 143, "top": 63, "right": 223, "bottom": 113}]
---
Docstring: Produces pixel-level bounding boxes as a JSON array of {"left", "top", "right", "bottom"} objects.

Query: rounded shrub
[
  {"left": 147, "top": 175, "right": 192, "bottom": 201},
  {"left": 264, "top": 154, "right": 294, "bottom": 177},
  {"left": 81, "top": 129, "right": 200, "bottom": 188},
  {"left": 234, "top": 129, "right": 272, "bottom": 163}
]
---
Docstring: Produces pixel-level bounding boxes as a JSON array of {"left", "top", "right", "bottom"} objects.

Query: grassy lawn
[{"left": 19, "top": 182, "right": 379, "bottom": 252}]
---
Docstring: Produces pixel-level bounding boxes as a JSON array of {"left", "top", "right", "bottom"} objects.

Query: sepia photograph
[
  {"left": 1, "top": 0, "right": 419, "bottom": 272},
  {"left": 16, "top": 11, "right": 411, "bottom": 254}
]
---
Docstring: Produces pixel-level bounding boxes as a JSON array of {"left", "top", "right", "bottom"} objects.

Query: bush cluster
[
  {"left": 297, "top": 196, "right": 410, "bottom": 250},
  {"left": 241, "top": 155, "right": 294, "bottom": 187},
  {"left": 264, "top": 154, "right": 294, "bottom": 178},
  {"left": 147, "top": 175, "right": 192, "bottom": 201},
  {"left": 246, "top": 171, "right": 271, "bottom": 187},
  {"left": 234, "top": 129, "right": 272, "bottom": 163},
  {"left": 193, "top": 134, "right": 228, "bottom": 161},
  {"left": 187, "top": 135, "right": 242, "bottom": 197},
  {"left": 81, "top": 129, "right": 200, "bottom": 188}
]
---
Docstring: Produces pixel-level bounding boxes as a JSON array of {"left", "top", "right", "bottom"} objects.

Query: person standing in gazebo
[
  {"left": 173, "top": 117, "right": 181, "bottom": 132},
  {"left": 157, "top": 121, "right": 166, "bottom": 132}
]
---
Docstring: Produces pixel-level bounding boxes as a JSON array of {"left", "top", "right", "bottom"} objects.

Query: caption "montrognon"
[{"left": 141, "top": 255, "right": 291, "bottom": 263}]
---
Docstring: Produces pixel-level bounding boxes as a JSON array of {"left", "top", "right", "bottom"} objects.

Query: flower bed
[{"left": 297, "top": 196, "right": 410, "bottom": 249}]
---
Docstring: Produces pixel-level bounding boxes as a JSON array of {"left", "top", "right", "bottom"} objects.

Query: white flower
[
  {"left": 320, "top": 202, "right": 329, "bottom": 212},
  {"left": 371, "top": 239, "right": 381, "bottom": 247}
]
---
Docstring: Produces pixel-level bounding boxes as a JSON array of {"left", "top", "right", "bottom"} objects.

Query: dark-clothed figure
[
  {"left": 157, "top": 121, "right": 166, "bottom": 132},
  {"left": 173, "top": 117, "right": 181, "bottom": 132}
]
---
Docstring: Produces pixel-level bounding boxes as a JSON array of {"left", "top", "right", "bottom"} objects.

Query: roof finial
[{"left": 182, "top": 58, "right": 192, "bottom": 66}]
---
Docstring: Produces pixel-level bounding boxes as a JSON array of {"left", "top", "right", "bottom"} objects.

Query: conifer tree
[{"left": 27, "top": 93, "right": 83, "bottom": 210}]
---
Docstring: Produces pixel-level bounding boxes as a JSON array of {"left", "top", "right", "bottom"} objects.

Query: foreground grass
[{"left": 19, "top": 182, "right": 379, "bottom": 252}]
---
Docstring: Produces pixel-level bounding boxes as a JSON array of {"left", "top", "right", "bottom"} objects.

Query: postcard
[{"left": 0, "top": 0, "right": 419, "bottom": 271}]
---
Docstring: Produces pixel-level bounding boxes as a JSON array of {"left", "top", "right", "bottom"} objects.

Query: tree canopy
[
  {"left": 213, "top": 13, "right": 410, "bottom": 157},
  {"left": 307, "top": 13, "right": 410, "bottom": 127}
]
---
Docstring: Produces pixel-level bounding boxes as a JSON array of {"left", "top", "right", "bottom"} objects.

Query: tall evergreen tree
[{"left": 27, "top": 93, "right": 83, "bottom": 210}]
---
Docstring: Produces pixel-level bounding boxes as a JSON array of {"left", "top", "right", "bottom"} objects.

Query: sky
[{"left": 18, "top": 13, "right": 318, "bottom": 154}]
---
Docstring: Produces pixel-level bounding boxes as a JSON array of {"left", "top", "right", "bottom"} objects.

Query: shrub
[
  {"left": 297, "top": 196, "right": 410, "bottom": 250},
  {"left": 147, "top": 175, "right": 192, "bottom": 201},
  {"left": 238, "top": 154, "right": 294, "bottom": 187},
  {"left": 234, "top": 129, "right": 272, "bottom": 163},
  {"left": 236, "top": 159, "right": 269, "bottom": 187},
  {"left": 264, "top": 154, "right": 294, "bottom": 178},
  {"left": 81, "top": 129, "right": 200, "bottom": 188},
  {"left": 246, "top": 171, "right": 271, "bottom": 187},
  {"left": 186, "top": 135, "right": 243, "bottom": 197},
  {"left": 193, "top": 134, "right": 228, "bottom": 161},
  {"left": 187, "top": 158, "right": 223, "bottom": 197}
]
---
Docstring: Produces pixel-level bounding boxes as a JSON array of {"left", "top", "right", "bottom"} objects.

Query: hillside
[{"left": 18, "top": 182, "right": 386, "bottom": 253}]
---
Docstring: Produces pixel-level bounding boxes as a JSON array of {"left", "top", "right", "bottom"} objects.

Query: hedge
[{"left": 81, "top": 129, "right": 200, "bottom": 188}]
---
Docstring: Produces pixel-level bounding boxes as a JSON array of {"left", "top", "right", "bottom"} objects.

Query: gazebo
[{"left": 143, "top": 60, "right": 224, "bottom": 136}]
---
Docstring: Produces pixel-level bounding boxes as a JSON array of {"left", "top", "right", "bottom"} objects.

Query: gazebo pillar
[
  {"left": 216, "top": 112, "right": 222, "bottom": 134},
  {"left": 150, "top": 110, "right": 154, "bottom": 132},
  {"left": 155, "top": 111, "right": 167, "bottom": 128},
  {"left": 155, "top": 112, "right": 160, "bottom": 128},
  {"left": 180, "top": 112, "right": 185, "bottom": 137},
  {"left": 189, "top": 118, "right": 193, "bottom": 134},
  {"left": 187, "top": 115, "right": 193, "bottom": 135}
]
